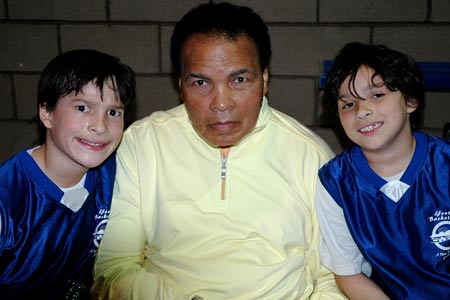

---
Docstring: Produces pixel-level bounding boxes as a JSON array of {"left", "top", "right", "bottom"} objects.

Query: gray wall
[{"left": 1, "top": 0, "right": 450, "bottom": 162}]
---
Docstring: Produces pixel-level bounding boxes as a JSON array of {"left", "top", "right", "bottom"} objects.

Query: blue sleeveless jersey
[
  {"left": 0, "top": 149, "right": 115, "bottom": 299},
  {"left": 319, "top": 131, "right": 450, "bottom": 300}
]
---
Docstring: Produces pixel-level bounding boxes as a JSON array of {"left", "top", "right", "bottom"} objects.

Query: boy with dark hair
[
  {"left": 317, "top": 42, "right": 450, "bottom": 300},
  {"left": 0, "top": 49, "right": 135, "bottom": 300}
]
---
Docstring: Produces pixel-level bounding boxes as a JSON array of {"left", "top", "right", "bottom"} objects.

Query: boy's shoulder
[
  {"left": 0, "top": 148, "right": 34, "bottom": 174},
  {"left": 420, "top": 131, "right": 450, "bottom": 146},
  {"left": 323, "top": 144, "right": 357, "bottom": 166},
  {"left": 419, "top": 132, "right": 450, "bottom": 161},
  {"left": 0, "top": 149, "right": 41, "bottom": 214}
]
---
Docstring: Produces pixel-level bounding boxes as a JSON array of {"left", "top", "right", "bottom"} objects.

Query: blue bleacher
[{"left": 320, "top": 60, "right": 450, "bottom": 91}]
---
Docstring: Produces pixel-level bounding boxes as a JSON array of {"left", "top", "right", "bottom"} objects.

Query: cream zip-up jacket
[{"left": 93, "top": 97, "right": 346, "bottom": 300}]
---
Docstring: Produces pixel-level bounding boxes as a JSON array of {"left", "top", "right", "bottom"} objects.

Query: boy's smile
[
  {"left": 338, "top": 65, "right": 417, "bottom": 157},
  {"left": 36, "top": 79, "right": 124, "bottom": 187},
  {"left": 358, "top": 122, "right": 383, "bottom": 135}
]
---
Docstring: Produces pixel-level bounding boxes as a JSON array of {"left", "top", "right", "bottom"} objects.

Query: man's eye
[
  {"left": 194, "top": 80, "right": 207, "bottom": 86},
  {"left": 234, "top": 77, "right": 247, "bottom": 83}
]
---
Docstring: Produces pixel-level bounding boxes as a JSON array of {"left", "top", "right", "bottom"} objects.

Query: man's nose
[{"left": 210, "top": 86, "right": 234, "bottom": 112}]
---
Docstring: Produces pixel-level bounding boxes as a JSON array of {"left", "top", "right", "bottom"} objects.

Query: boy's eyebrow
[
  {"left": 73, "top": 97, "right": 125, "bottom": 110},
  {"left": 338, "top": 91, "right": 355, "bottom": 100},
  {"left": 108, "top": 103, "right": 125, "bottom": 110},
  {"left": 339, "top": 82, "right": 387, "bottom": 100}
]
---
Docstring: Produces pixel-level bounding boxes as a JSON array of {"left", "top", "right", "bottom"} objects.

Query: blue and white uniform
[
  {"left": 317, "top": 131, "right": 450, "bottom": 300},
  {"left": 0, "top": 149, "right": 115, "bottom": 300}
]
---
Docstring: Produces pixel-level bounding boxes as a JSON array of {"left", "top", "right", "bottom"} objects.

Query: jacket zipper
[{"left": 220, "top": 156, "right": 227, "bottom": 200}]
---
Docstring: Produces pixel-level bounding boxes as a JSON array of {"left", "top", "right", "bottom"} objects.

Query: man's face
[{"left": 179, "top": 34, "right": 268, "bottom": 148}]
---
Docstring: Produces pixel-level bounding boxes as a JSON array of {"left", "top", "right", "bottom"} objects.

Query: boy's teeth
[
  {"left": 84, "top": 140, "right": 102, "bottom": 146},
  {"left": 360, "top": 123, "right": 381, "bottom": 132}
]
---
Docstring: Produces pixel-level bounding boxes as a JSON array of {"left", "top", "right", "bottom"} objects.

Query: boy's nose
[
  {"left": 355, "top": 102, "right": 372, "bottom": 120},
  {"left": 89, "top": 116, "right": 107, "bottom": 134}
]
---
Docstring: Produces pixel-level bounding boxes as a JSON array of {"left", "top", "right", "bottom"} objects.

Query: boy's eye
[
  {"left": 372, "top": 93, "right": 385, "bottom": 99},
  {"left": 108, "top": 109, "right": 122, "bottom": 117},
  {"left": 76, "top": 105, "right": 89, "bottom": 112},
  {"left": 342, "top": 102, "right": 354, "bottom": 110}
]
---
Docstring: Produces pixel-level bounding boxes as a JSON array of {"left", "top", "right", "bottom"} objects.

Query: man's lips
[{"left": 210, "top": 121, "right": 237, "bottom": 130}]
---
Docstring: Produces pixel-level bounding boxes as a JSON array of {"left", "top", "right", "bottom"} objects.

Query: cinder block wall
[{"left": 1, "top": 0, "right": 450, "bottom": 161}]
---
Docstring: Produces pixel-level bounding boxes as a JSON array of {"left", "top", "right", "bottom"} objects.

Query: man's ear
[
  {"left": 178, "top": 77, "right": 184, "bottom": 102},
  {"left": 39, "top": 103, "right": 53, "bottom": 129},
  {"left": 406, "top": 98, "right": 418, "bottom": 113},
  {"left": 262, "top": 68, "right": 269, "bottom": 96}
]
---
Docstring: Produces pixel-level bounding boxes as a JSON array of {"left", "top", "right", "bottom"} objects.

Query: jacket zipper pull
[{"left": 221, "top": 156, "right": 227, "bottom": 200}]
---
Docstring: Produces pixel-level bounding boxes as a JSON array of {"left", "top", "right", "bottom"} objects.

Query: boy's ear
[
  {"left": 406, "top": 98, "right": 418, "bottom": 113},
  {"left": 39, "top": 104, "right": 53, "bottom": 129}
]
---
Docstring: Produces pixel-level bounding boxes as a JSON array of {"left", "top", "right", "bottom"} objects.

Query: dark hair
[
  {"left": 322, "top": 42, "right": 425, "bottom": 129},
  {"left": 37, "top": 49, "right": 136, "bottom": 143},
  {"left": 170, "top": 2, "right": 271, "bottom": 74}
]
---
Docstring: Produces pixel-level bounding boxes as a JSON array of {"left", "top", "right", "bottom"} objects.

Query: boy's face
[
  {"left": 338, "top": 65, "right": 417, "bottom": 155},
  {"left": 40, "top": 79, "right": 124, "bottom": 172}
]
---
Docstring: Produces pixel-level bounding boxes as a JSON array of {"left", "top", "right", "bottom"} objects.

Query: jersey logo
[
  {"left": 430, "top": 220, "right": 450, "bottom": 251},
  {"left": 428, "top": 210, "right": 450, "bottom": 261},
  {"left": 91, "top": 207, "right": 110, "bottom": 255}
]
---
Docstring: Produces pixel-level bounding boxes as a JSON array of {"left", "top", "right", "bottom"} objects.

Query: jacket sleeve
[
  {"left": 306, "top": 149, "right": 348, "bottom": 300},
  {"left": 307, "top": 192, "right": 348, "bottom": 300},
  {"left": 91, "top": 130, "right": 196, "bottom": 300}
]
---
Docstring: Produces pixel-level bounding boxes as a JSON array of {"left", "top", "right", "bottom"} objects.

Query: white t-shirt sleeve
[{"left": 315, "top": 179, "right": 372, "bottom": 276}]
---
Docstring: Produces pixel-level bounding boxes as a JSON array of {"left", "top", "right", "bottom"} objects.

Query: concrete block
[
  {"left": 0, "top": 1, "right": 5, "bottom": 19},
  {"left": 61, "top": 25, "right": 159, "bottom": 73},
  {"left": 373, "top": 26, "right": 450, "bottom": 61},
  {"left": 224, "top": 0, "right": 317, "bottom": 22},
  {"left": 313, "top": 127, "right": 349, "bottom": 155},
  {"left": 0, "top": 74, "right": 14, "bottom": 119},
  {"left": 135, "top": 75, "right": 181, "bottom": 120},
  {"left": 268, "top": 77, "right": 316, "bottom": 126},
  {"left": 431, "top": 0, "right": 450, "bottom": 22},
  {"left": 320, "top": 0, "right": 426, "bottom": 22},
  {"left": 9, "top": 0, "right": 106, "bottom": 20},
  {"left": 110, "top": 0, "right": 206, "bottom": 21},
  {"left": 317, "top": 90, "right": 340, "bottom": 128},
  {"left": 269, "top": 26, "right": 370, "bottom": 76},
  {"left": 15, "top": 74, "right": 39, "bottom": 120},
  {"left": 0, "top": 24, "right": 58, "bottom": 71},
  {"left": 423, "top": 91, "right": 450, "bottom": 129},
  {"left": 161, "top": 25, "right": 175, "bottom": 74},
  {"left": 0, "top": 121, "right": 38, "bottom": 163}
]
